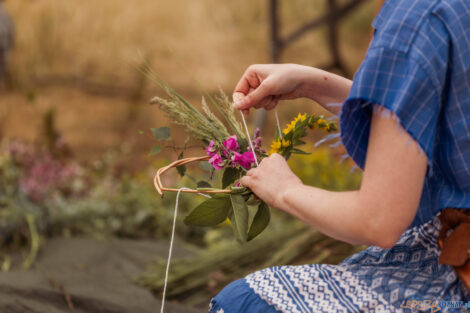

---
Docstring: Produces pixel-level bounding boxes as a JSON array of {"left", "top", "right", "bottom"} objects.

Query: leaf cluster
[{"left": 183, "top": 187, "right": 270, "bottom": 243}]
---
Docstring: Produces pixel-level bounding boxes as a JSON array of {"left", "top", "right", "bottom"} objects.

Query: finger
[
  {"left": 234, "top": 66, "right": 261, "bottom": 96},
  {"left": 270, "top": 153, "right": 284, "bottom": 161},
  {"left": 240, "top": 176, "right": 252, "bottom": 188},
  {"left": 254, "top": 99, "right": 267, "bottom": 109},
  {"left": 257, "top": 96, "right": 272, "bottom": 109},
  {"left": 265, "top": 101, "right": 276, "bottom": 110},
  {"left": 232, "top": 92, "right": 245, "bottom": 104},
  {"left": 235, "top": 81, "right": 271, "bottom": 110},
  {"left": 246, "top": 168, "right": 256, "bottom": 176},
  {"left": 263, "top": 96, "right": 278, "bottom": 110},
  {"left": 248, "top": 88, "right": 266, "bottom": 109}
]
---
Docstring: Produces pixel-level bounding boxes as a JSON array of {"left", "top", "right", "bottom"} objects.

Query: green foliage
[
  {"left": 183, "top": 194, "right": 231, "bottom": 227},
  {"left": 228, "top": 194, "right": 249, "bottom": 243},
  {"left": 221, "top": 167, "right": 241, "bottom": 189},
  {"left": 247, "top": 202, "right": 270, "bottom": 242},
  {"left": 196, "top": 181, "right": 212, "bottom": 188}
]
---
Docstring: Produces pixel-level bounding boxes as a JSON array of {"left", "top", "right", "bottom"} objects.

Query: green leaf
[
  {"left": 293, "top": 139, "right": 306, "bottom": 146},
  {"left": 247, "top": 202, "right": 271, "bottom": 241},
  {"left": 196, "top": 181, "right": 212, "bottom": 188},
  {"left": 246, "top": 194, "right": 261, "bottom": 206},
  {"left": 149, "top": 146, "right": 161, "bottom": 156},
  {"left": 292, "top": 148, "right": 310, "bottom": 155},
  {"left": 229, "top": 194, "right": 249, "bottom": 242},
  {"left": 151, "top": 127, "right": 171, "bottom": 141},
  {"left": 230, "top": 186, "right": 247, "bottom": 194},
  {"left": 222, "top": 167, "right": 240, "bottom": 189},
  {"left": 176, "top": 152, "right": 186, "bottom": 177},
  {"left": 184, "top": 195, "right": 231, "bottom": 226}
]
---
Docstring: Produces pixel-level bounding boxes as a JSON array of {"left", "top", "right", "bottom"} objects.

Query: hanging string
[
  {"left": 160, "top": 188, "right": 210, "bottom": 313},
  {"left": 239, "top": 111, "right": 259, "bottom": 167},
  {"left": 274, "top": 108, "right": 283, "bottom": 139},
  {"left": 239, "top": 107, "right": 283, "bottom": 168}
]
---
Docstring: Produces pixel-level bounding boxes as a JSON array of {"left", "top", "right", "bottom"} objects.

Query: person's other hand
[
  {"left": 233, "top": 64, "right": 312, "bottom": 112},
  {"left": 240, "top": 153, "right": 302, "bottom": 209}
]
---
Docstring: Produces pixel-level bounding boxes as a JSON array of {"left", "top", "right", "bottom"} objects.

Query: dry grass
[{"left": 1, "top": 0, "right": 377, "bottom": 160}]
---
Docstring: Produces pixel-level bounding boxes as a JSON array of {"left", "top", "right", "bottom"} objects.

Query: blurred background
[{"left": 0, "top": 0, "right": 377, "bottom": 312}]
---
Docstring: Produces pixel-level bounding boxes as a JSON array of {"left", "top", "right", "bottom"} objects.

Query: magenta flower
[
  {"left": 223, "top": 135, "right": 239, "bottom": 152},
  {"left": 209, "top": 153, "right": 224, "bottom": 170},
  {"left": 205, "top": 140, "right": 217, "bottom": 157},
  {"left": 233, "top": 151, "right": 255, "bottom": 169}
]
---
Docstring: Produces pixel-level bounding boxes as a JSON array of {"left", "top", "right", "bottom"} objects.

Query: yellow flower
[
  {"left": 269, "top": 138, "right": 291, "bottom": 155},
  {"left": 282, "top": 121, "right": 295, "bottom": 135},
  {"left": 317, "top": 118, "right": 328, "bottom": 129},
  {"left": 295, "top": 113, "right": 307, "bottom": 123},
  {"left": 282, "top": 113, "right": 307, "bottom": 135},
  {"left": 270, "top": 139, "right": 282, "bottom": 154}
]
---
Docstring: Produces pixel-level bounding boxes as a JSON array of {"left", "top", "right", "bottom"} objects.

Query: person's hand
[
  {"left": 233, "top": 64, "right": 313, "bottom": 112},
  {"left": 232, "top": 63, "right": 353, "bottom": 115},
  {"left": 240, "top": 153, "right": 303, "bottom": 210}
]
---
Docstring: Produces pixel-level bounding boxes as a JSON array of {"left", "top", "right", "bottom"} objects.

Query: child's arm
[
  {"left": 240, "top": 109, "right": 428, "bottom": 248},
  {"left": 233, "top": 64, "right": 352, "bottom": 115}
]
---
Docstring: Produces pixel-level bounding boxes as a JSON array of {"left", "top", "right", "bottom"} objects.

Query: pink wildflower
[
  {"left": 233, "top": 151, "right": 256, "bottom": 169},
  {"left": 223, "top": 135, "right": 239, "bottom": 152},
  {"left": 208, "top": 153, "right": 224, "bottom": 170},
  {"left": 205, "top": 140, "right": 217, "bottom": 157}
]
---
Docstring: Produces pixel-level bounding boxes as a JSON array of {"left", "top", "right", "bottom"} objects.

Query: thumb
[{"left": 234, "top": 82, "right": 271, "bottom": 110}]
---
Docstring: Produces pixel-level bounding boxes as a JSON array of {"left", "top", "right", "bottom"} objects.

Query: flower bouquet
[{"left": 147, "top": 70, "right": 337, "bottom": 243}]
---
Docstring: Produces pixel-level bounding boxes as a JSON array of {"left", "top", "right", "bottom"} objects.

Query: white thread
[
  {"left": 274, "top": 108, "right": 283, "bottom": 139},
  {"left": 240, "top": 111, "right": 259, "bottom": 167},
  {"left": 160, "top": 188, "right": 210, "bottom": 313}
]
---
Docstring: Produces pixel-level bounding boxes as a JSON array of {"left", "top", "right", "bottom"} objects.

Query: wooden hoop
[{"left": 153, "top": 155, "right": 232, "bottom": 197}]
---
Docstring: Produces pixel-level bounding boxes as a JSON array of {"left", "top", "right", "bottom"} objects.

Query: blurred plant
[
  {"left": 289, "top": 148, "right": 362, "bottom": 191},
  {"left": 0, "top": 138, "right": 211, "bottom": 269},
  {"left": 4, "top": 140, "right": 86, "bottom": 203}
]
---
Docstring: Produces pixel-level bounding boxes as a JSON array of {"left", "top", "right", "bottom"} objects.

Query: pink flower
[
  {"left": 232, "top": 151, "right": 255, "bottom": 169},
  {"left": 205, "top": 140, "right": 217, "bottom": 157},
  {"left": 223, "top": 135, "right": 239, "bottom": 152},
  {"left": 208, "top": 153, "right": 224, "bottom": 170}
]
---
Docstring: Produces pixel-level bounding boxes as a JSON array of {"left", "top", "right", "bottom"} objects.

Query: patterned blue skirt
[{"left": 209, "top": 215, "right": 470, "bottom": 312}]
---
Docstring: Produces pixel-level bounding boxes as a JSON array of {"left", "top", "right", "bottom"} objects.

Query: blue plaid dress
[{"left": 209, "top": 0, "right": 470, "bottom": 312}]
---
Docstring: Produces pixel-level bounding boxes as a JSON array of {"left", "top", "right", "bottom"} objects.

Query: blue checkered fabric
[{"left": 341, "top": 0, "right": 470, "bottom": 227}]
